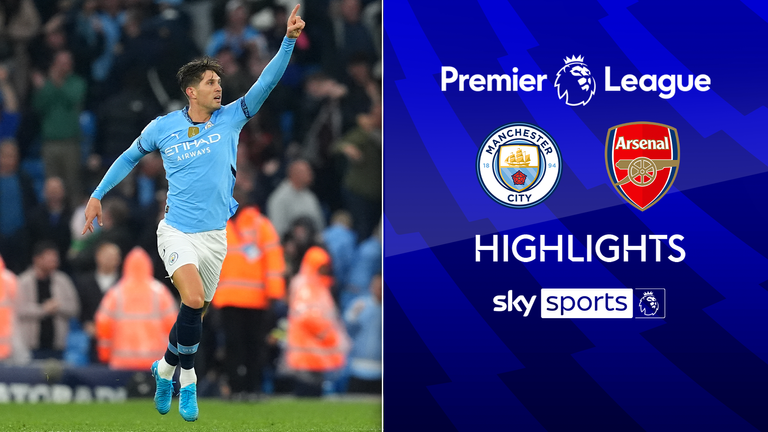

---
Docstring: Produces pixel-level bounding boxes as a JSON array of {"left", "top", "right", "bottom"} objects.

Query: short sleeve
[
  {"left": 135, "top": 119, "right": 161, "bottom": 154},
  {"left": 214, "top": 98, "right": 250, "bottom": 129}
]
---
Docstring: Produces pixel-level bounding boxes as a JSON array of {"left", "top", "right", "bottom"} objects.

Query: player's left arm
[
  {"left": 83, "top": 122, "right": 160, "bottom": 234},
  {"left": 241, "top": 5, "right": 305, "bottom": 117}
]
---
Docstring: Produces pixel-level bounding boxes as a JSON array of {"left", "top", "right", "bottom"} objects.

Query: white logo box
[{"left": 541, "top": 289, "right": 633, "bottom": 319}]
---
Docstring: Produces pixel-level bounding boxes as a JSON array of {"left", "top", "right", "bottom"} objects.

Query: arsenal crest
[{"left": 605, "top": 122, "right": 680, "bottom": 211}]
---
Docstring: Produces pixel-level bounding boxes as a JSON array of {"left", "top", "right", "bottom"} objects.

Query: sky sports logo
[{"left": 492, "top": 288, "right": 666, "bottom": 319}]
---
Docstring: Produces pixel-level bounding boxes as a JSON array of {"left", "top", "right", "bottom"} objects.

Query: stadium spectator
[
  {"left": 28, "top": 177, "right": 72, "bottom": 272},
  {"left": 259, "top": 5, "right": 290, "bottom": 55},
  {"left": 91, "top": 0, "right": 125, "bottom": 85},
  {"left": 95, "top": 71, "right": 162, "bottom": 164},
  {"left": 143, "top": 0, "right": 200, "bottom": 100},
  {"left": 267, "top": 159, "right": 325, "bottom": 238},
  {"left": 340, "top": 53, "right": 377, "bottom": 133},
  {"left": 214, "top": 189, "right": 286, "bottom": 399},
  {"left": 29, "top": 14, "right": 70, "bottom": 75},
  {"left": 0, "top": 139, "right": 36, "bottom": 274},
  {"left": 0, "top": 255, "right": 31, "bottom": 365},
  {"left": 206, "top": 0, "right": 267, "bottom": 60},
  {"left": 70, "top": 198, "right": 133, "bottom": 272},
  {"left": 343, "top": 272, "right": 381, "bottom": 394},
  {"left": 322, "top": 210, "right": 356, "bottom": 292},
  {"left": 328, "top": 0, "right": 375, "bottom": 80},
  {"left": 0, "top": 65, "right": 21, "bottom": 140},
  {"left": 216, "top": 47, "right": 252, "bottom": 105},
  {"left": 132, "top": 152, "right": 167, "bottom": 217},
  {"left": 286, "top": 246, "right": 348, "bottom": 396},
  {"left": 293, "top": 72, "right": 346, "bottom": 212},
  {"left": 95, "top": 247, "right": 177, "bottom": 370},
  {"left": 16, "top": 241, "right": 80, "bottom": 360},
  {"left": 75, "top": 242, "right": 121, "bottom": 363},
  {"left": 342, "top": 219, "right": 381, "bottom": 309},
  {"left": 62, "top": 0, "right": 106, "bottom": 94},
  {"left": 336, "top": 102, "right": 380, "bottom": 241},
  {"left": 0, "top": 0, "right": 41, "bottom": 101},
  {"left": 32, "top": 49, "right": 87, "bottom": 208},
  {"left": 294, "top": 72, "right": 345, "bottom": 161},
  {"left": 282, "top": 216, "right": 320, "bottom": 278}
]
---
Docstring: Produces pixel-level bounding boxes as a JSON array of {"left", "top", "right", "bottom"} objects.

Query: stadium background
[
  {"left": 0, "top": 0, "right": 382, "bottom": 426},
  {"left": 384, "top": 0, "right": 768, "bottom": 431}
]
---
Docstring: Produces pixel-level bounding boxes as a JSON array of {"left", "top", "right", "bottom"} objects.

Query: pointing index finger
[{"left": 289, "top": 4, "right": 300, "bottom": 19}]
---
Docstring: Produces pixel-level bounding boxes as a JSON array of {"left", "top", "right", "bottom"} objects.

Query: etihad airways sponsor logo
[{"left": 164, "top": 133, "right": 221, "bottom": 161}]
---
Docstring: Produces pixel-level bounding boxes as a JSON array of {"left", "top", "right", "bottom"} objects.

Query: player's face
[{"left": 196, "top": 70, "right": 222, "bottom": 111}]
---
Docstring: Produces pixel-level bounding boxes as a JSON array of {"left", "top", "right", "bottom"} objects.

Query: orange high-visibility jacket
[
  {"left": 213, "top": 206, "right": 286, "bottom": 309},
  {"left": 286, "top": 247, "right": 349, "bottom": 372},
  {"left": 95, "top": 248, "right": 177, "bottom": 370},
  {"left": 0, "top": 256, "right": 17, "bottom": 360}
]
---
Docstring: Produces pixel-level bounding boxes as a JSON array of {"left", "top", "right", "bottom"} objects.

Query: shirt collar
[{"left": 182, "top": 106, "right": 214, "bottom": 125}]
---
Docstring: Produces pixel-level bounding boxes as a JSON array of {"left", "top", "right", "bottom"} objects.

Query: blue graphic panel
[{"left": 384, "top": 0, "right": 768, "bottom": 431}]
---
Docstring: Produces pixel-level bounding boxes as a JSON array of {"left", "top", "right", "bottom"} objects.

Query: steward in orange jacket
[
  {"left": 213, "top": 205, "right": 286, "bottom": 396},
  {"left": 213, "top": 206, "right": 285, "bottom": 309},
  {"left": 95, "top": 248, "right": 177, "bottom": 370},
  {"left": 0, "top": 256, "right": 18, "bottom": 361},
  {"left": 286, "top": 247, "right": 349, "bottom": 395}
]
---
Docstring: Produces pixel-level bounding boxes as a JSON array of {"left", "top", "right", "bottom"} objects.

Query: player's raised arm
[
  {"left": 242, "top": 5, "right": 305, "bottom": 116},
  {"left": 82, "top": 136, "right": 153, "bottom": 234}
]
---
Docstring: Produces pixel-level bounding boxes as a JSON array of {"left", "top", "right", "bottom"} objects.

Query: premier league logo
[
  {"left": 639, "top": 292, "right": 660, "bottom": 316},
  {"left": 476, "top": 123, "right": 562, "bottom": 209},
  {"left": 555, "top": 55, "right": 596, "bottom": 106},
  {"left": 606, "top": 122, "right": 680, "bottom": 211},
  {"left": 635, "top": 288, "right": 666, "bottom": 319}
]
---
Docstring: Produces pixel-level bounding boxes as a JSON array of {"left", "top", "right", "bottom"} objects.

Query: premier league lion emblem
[
  {"left": 639, "top": 291, "right": 660, "bottom": 317},
  {"left": 555, "top": 55, "right": 596, "bottom": 106}
]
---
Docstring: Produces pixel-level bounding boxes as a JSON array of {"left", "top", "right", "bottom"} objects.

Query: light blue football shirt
[{"left": 92, "top": 37, "right": 296, "bottom": 233}]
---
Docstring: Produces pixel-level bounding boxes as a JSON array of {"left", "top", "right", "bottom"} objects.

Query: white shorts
[{"left": 156, "top": 219, "right": 227, "bottom": 302}]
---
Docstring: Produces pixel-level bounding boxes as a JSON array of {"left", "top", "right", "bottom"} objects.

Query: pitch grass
[{"left": 0, "top": 397, "right": 382, "bottom": 431}]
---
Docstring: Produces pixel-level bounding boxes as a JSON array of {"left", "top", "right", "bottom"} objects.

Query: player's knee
[{"left": 184, "top": 295, "right": 205, "bottom": 310}]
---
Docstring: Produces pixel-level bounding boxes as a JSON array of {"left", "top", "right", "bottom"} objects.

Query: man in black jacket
[
  {"left": 75, "top": 241, "right": 121, "bottom": 362},
  {"left": 0, "top": 139, "right": 37, "bottom": 273}
]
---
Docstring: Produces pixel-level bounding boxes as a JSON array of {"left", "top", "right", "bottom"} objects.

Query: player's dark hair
[{"left": 176, "top": 57, "right": 224, "bottom": 97}]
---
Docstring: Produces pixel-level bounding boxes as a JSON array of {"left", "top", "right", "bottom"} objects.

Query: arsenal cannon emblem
[{"left": 605, "top": 122, "right": 680, "bottom": 211}]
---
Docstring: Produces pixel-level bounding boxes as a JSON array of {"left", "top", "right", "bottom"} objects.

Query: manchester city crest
[{"left": 476, "top": 123, "right": 562, "bottom": 208}]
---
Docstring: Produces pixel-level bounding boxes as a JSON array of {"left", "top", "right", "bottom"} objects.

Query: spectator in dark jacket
[
  {"left": 0, "top": 65, "right": 21, "bottom": 141},
  {"left": 0, "top": 139, "right": 36, "bottom": 273},
  {"left": 76, "top": 242, "right": 121, "bottom": 362},
  {"left": 28, "top": 177, "right": 72, "bottom": 273}
]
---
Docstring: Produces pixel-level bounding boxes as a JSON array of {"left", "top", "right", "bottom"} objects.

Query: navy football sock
[
  {"left": 176, "top": 303, "right": 203, "bottom": 370},
  {"left": 164, "top": 322, "right": 179, "bottom": 366}
]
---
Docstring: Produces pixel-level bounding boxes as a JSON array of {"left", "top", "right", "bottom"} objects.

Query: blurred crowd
[{"left": 0, "top": 0, "right": 381, "bottom": 397}]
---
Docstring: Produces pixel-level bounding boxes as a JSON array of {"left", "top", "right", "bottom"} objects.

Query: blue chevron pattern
[{"left": 384, "top": 0, "right": 768, "bottom": 430}]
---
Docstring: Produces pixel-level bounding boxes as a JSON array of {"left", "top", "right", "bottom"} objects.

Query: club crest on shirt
[
  {"left": 476, "top": 123, "right": 562, "bottom": 208},
  {"left": 188, "top": 127, "right": 200, "bottom": 138},
  {"left": 204, "top": 121, "right": 214, "bottom": 130},
  {"left": 606, "top": 122, "right": 680, "bottom": 211}
]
